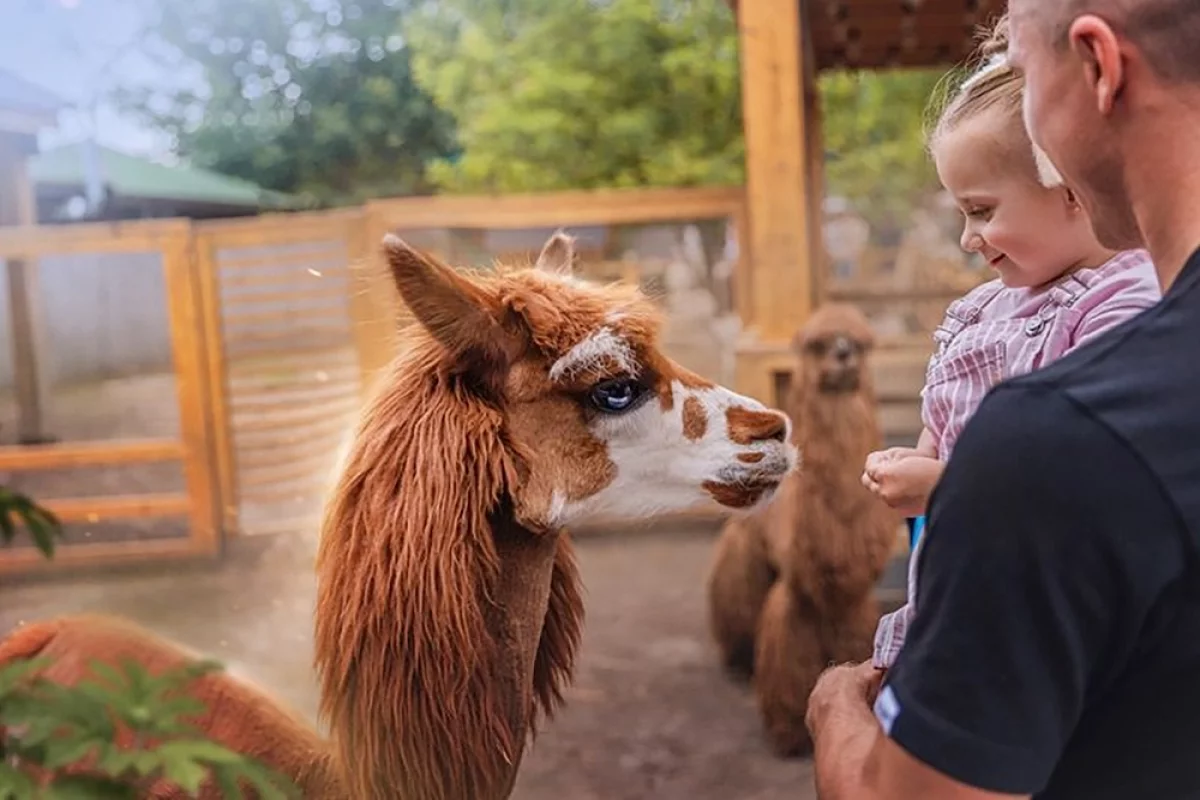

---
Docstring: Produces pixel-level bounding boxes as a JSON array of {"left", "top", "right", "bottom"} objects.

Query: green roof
[{"left": 29, "top": 142, "right": 299, "bottom": 210}]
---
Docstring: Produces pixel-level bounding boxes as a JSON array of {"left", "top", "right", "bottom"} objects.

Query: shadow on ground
[{"left": 0, "top": 519, "right": 908, "bottom": 800}]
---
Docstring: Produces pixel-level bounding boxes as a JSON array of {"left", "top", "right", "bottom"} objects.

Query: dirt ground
[{"left": 0, "top": 514, "right": 908, "bottom": 800}]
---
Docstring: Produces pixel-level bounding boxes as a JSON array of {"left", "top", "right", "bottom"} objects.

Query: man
[{"left": 805, "top": 1, "right": 1200, "bottom": 798}]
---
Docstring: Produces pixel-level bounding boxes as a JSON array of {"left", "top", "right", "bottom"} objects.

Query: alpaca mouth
[
  {"left": 705, "top": 445, "right": 797, "bottom": 510},
  {"left": 819, "top": 368, "right": 862, "bottom": 393}
]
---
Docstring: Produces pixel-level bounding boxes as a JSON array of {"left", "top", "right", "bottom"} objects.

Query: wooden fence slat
[
  {"left": 221, "top": 304, "right": 350, "bottom": 329},
  {"left": 229, "top": 398, "right": 360, "bottom": 433},
  {"left": 367, "top": 186, "right": 745, "bottom": 230},
  {"left": 221, "top": 285, "right": 353, "bottom": 308},
  {"left": 0, "top": 537, "right": 205, "bottom": 575},
  {"left": 0, "top": 219, "right": 191, "bottom": 259},
  {"left": 216, "top": 243, "right": 347, "bottom": 271},
  {"left": 220, "top": 267, "right": 350, "bottom": 291},
  {"left": 0, "top": 439, "right": 185, "bottom": 471},
  {"left": 38, "top": 493, "right": 192, "bottom": 522}
]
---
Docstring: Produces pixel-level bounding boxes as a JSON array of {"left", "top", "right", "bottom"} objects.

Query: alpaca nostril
[
  {"left": 760, "top": 413, "right": 788, "bottom": 443},
  {"left": 726, "top": 406, "right": 790, "bottom": 445}
]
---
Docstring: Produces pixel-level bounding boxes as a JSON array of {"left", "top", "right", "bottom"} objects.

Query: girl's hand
[
  {"left": 863, "top": 446, "right": 921, "bottom": 477},
  {"left": 861, "top": 455, "right": 944, "bottom": 518}
]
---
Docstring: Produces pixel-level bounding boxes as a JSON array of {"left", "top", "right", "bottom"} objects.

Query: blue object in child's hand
[{"left": 907, "top": 516, "right": 926, "bottom": 550}]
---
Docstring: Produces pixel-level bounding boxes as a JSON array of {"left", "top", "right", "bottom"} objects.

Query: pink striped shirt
[{"left": 872, "top": 249, "right": 1162, "bottom": 669}]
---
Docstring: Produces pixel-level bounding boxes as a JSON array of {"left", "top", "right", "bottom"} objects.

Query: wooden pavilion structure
[{"left": 728, "top": 0, "right": 1004, "bottom": 405}]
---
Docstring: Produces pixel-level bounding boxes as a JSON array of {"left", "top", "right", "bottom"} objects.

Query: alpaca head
[
  {"left": 791, "top": 302, "right": 876, "bottom": 397},
  {"left": 384, "top": 230, "right": 798, "bottom": 521}
]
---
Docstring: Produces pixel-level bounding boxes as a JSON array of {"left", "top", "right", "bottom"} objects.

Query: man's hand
[
  {"left": 806, "top": 661, "right": 884, "bottom": 736},
  {"left": 862, "top": 454, "right": 944, "bottom": 518},
  {"left": 807, "top": 661, "right": 1031, "bottom": 800}
]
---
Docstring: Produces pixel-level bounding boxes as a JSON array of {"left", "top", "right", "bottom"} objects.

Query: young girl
[{"left": 862, "top": 18, "right": 1162, "bottom": 671}]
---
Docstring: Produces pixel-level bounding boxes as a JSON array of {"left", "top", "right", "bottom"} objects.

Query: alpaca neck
[
  {"left": 314, "top": 347, "right": 579, "bottom": 800},
  {"left": 476, "top": 519, "right": 562, "bottom": 797},
  {"left": 793, "top": 385, "right": 881, "bottom": 475},
  {"left": 781, "top": 381, "right": 898, "bottom": 607}
]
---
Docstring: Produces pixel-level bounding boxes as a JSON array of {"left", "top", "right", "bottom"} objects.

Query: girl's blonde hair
[{"left": 926, "top": 12, "right": 1064, "bottom": 187}]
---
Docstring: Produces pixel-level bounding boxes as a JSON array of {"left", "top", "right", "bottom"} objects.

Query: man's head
[{"left": 1009, "top": 0, "right": 1200, "bottom": 249}]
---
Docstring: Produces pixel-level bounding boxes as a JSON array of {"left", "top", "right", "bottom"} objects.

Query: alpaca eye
[{"left": 588, "top": 377, "right": 647, "bottom": 414}]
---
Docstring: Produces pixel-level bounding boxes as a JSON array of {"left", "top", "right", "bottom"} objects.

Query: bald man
[{"left": 806, "top": 2, "right": 1200, "bottom": 798}]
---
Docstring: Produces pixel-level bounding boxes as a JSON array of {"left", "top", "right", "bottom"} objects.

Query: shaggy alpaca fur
[
  {"left": 2, "top": 232, "right": 796, "bottom": 799},
  {"left": 706, "top": 303, "right": 900, "bottom": 756}
]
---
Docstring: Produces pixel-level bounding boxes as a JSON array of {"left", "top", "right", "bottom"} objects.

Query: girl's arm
[{"left": 915, "top": 427, "right": 939, "bottom": 460}]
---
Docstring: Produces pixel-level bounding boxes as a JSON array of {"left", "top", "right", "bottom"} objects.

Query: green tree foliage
[
  {"left": 405, "top": 0, "right": 745, "bottom": 192},
  {"left": 819, "top": 68, "right": 947, "bottom": 237},
  {"left": 407, "top": 0, "right": 945, "bottom": 226},
  {"left": 114, "top": 0, "right": 458, "bottom": 204}
]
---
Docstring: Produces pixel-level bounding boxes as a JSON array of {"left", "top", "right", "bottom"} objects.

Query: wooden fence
[
  {"left": 0, "top": 220, "right": 219, "bottom": 574},
  {"left": 0, "top": 185, "right": 967, "bottom": 574}
]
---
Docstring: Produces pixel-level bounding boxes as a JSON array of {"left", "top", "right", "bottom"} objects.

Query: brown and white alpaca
[
  {"left": 706, "top": 303, "right": 899, "bottom": 757},
  {"left": 0, "top": 231, "right": 797, "bottom": 800}
]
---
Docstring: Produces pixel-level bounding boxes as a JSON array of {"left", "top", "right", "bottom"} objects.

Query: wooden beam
[
  {"left": 0, "top": 535, "right": 210, "bottom": 576},
  {"left": 0, "top": 438, "right": 185, "bottom": 471},
  {"left": 37, "top": 493, "right": 192, "bottom": 522},
  {"left": 0, "top": 132, "right": 51, "bottom": 444},
  {"left": 737, "top": 0, "right": 820, "bottom": 342},
  {"left": 366, "top": 186, "right": 744, "bottom": 231}
]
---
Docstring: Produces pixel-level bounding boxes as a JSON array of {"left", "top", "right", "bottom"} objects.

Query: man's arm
[
  {"left": 811, "top": 380, "right": 1184, "bottom": 797},
  {"left": 808, "top": 663, "right": 1027, "bottom": 800}
]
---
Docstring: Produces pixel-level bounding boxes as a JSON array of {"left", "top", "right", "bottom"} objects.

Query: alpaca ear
[
  {"left": 382, "top": 235, "right": 518, "bottom": 380},
  {"left": 535, "top": 230, "right": 577, "bottom": 277}
]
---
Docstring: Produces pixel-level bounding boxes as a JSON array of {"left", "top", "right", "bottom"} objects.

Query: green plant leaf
[
  {"left": 0, "top": 658, "right": 51, "bottom": 699},
  {"left": 40, "top": 737, "right": 100, "bottom": 770},
  {"left": 0, "top": 761, "right": 38, "bottom": 800},
  {"left": 156, "top": 739, "right": 247, "bottom": 766},
  {"left": 156, "top": 747, "right": 210, "bottom": 794},
  {"left": 42, "top": 775, "right": 135, "bottom": 800}
]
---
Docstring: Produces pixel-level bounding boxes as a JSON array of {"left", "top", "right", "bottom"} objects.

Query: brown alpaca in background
[
  {"left": 0, "top": 232, "right": 797, "bottom": 799},
  {"left": 706, "top": 303, "right": 899, "bottom": 757}
]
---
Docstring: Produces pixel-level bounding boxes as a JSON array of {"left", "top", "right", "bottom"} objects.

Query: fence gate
[
  {"left": 0, "top": 220, "right": 220, "bottom": 574},
  {"left": 194, "top": 212, "right": 366, "bottom": 539}
]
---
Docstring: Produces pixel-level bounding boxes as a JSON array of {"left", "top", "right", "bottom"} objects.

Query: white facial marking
[
  {"left": 546, "top": 489, "right": 568, "bottom": 528},
  {"left": 556, "top": 380, "right": 798, "bottom": 524},
  {"left": 549, "top": 327, "right": 637, "bottom": 382}
]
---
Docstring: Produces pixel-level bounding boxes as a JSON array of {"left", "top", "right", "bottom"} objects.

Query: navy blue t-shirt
[{"left": 876, "top": 246, "right": 1200, "bottom": 798}]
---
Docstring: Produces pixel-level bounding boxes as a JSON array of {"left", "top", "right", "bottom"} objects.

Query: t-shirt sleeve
[{"left": 875, "top": 381, "right": 1183, "bottom": 795}]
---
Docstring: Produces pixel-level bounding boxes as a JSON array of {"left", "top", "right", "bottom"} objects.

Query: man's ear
[{"left": 1068, "top": 15, "right": 1126, "bottom": 114}]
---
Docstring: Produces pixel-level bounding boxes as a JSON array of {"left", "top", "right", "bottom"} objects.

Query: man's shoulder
[{"left": 967, "top": 270, "right": 1200, "bottom": 547}]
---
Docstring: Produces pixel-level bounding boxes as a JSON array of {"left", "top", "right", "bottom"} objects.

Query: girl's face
[{"left": 932, "top": 109, "right": 1094, "bottom": 289}]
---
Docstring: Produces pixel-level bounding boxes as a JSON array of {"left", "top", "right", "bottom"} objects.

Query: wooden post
[
  {"left": 0, "top": 132, "right": 52, "bottom": 444},
  {"left": 161, "top": 224, "right": 221, "bottom": 556},
  {"left": 733, "top": 0, "right": 824, "bottom": 405},
  {"left": 192, "top": 231, "right": 238, "bottom": 534}
]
